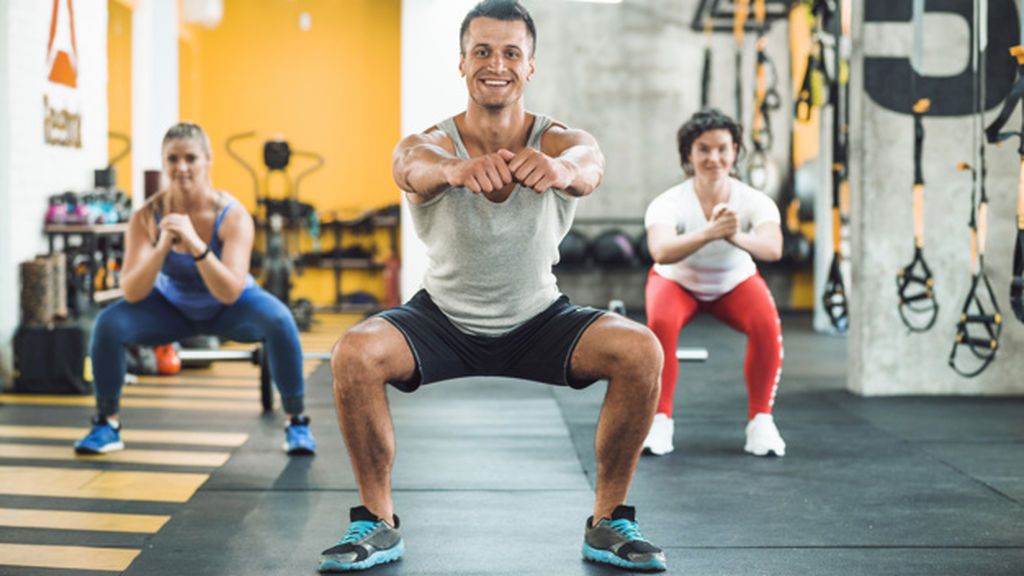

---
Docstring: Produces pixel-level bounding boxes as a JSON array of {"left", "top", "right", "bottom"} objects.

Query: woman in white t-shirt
[{"left": 642, "top": 109, "right": 786, "bottom": 457}]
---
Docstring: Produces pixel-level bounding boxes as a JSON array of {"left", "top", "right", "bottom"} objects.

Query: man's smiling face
[{"left": 460, "top": 17, "right": 535, "bottom": 110}]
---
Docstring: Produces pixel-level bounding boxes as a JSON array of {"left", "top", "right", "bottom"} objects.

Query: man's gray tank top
[{"left": 408, "top": 114, "right": 577, "bottom": 336}]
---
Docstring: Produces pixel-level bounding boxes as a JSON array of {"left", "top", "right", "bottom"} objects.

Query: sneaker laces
[
  {"left": 607, "top": 518, "right": 646, "bottom": 542},
  {"left": 339, "top": 520, "right": 378, "bottom": 544}
]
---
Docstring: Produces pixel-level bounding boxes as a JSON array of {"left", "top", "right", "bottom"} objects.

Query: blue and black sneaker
[
  {"left": 319, "top": 506, "right": 403, "bottom": 572},
  {"left": 582, "top": 505, "right": 667, "bottom": 572},
  {"left": 74, "top": 416, "right": 124, "bottom": 455},
  {"left": 284, "top": 415, "right": 317, "bottom": 455}
]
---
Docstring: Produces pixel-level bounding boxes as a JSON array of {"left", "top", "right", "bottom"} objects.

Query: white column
[
  {"left": 0, "top": 0, "right": 109, "bottom": 382},
  {"left": 0, "top": 1, "right": 13, "bottom": 383},
  {"left": 131, "top": 0, "right": 178, "bottom": 206},
  {"left": 399, "top": 0, "right": 477, "bottom": 301}
]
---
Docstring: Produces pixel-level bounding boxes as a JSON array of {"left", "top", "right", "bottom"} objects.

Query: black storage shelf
[
  {"left": 312, "top": 211, "right": 399, "bottom": 312},
  {"left": 44, "top": 223, "right": 128, "bottom": 311}
]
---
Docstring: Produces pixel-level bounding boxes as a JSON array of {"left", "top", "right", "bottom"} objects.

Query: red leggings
[{"left": 645, "top": 270, "right": 782, "bottom": 419}]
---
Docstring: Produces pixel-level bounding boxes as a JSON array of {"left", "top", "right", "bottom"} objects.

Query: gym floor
[{"left": 0, "top": 313, "right": 1021, "bottom": 575}]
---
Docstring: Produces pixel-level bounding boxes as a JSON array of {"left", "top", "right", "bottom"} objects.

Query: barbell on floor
[
  {"left": 677, "top": 348, "right": 709, "bottom": 362},
  {"left": 177, "top": 347, "right": 331, "bottom": 412},
  {"left": 177, "top": 348, "right": 331, "bottom": 364}
]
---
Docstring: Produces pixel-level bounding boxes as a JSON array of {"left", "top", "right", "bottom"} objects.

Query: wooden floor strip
[
  {"left": 0, "top": 444, "right": 230, "bottom": 467},
  {"left": 0, "top": 425, "right": 248, "bottom": 447},
  {"left": 134, "top": 375, "right": 258, "bottom": 387},
  {"left": 0, "top": 507, "right": 169, "bottom": 534},
  {"left": 0, "top": 466, "right": 208, "bottom": 502},
  {"left": 124, "top": 386, "right": 260, "bottom": 399},
  {"left": 0, "top": 395, "right": 261, "bottom": 412},
  {"left": 0, "top": 463, "right": 207, "bottom": 500},
  {"left": 0, "top": 542, "right": 140, "bottom": 571}
]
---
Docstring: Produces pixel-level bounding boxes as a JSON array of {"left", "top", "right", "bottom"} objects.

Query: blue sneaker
[
  {"left": 74, "top": 416, "right": 125, "bottom": 454},
  {"left": 284, "top": 415, "right": 317, "bottom": 455},
  {"left": 319, "top": 506, "right": 403, "bottom": 572},
  {"left": 583, "top": 505, "right": 666, "bottom": 572}
]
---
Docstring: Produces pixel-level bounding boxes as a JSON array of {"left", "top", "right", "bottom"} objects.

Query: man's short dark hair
[{"left": 460, "top": 0, "right": 537, "bottom": 57}]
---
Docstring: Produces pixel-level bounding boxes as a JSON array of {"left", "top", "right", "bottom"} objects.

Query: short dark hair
[
  {"left": 460, "top": 0, "right": 536, "bottom": 57},
  {"left": 676, "top": 108, "right": 745, "bottom": 176}
]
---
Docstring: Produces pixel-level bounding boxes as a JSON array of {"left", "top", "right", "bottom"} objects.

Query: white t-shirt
[{"left": 644, "top": 177, "right": 780, "bottom": 301}]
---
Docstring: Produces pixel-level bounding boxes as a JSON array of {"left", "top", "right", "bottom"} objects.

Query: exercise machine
[{"left": 225, "top": 132, "right": 324, "bottom": 331}]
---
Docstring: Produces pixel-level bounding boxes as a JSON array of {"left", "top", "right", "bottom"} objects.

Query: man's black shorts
[{"left": 377, "top": 289, "right": 605, "bottom": 392}]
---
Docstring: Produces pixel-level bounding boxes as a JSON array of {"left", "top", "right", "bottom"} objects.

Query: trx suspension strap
[
  {"left": 1017, "top": 157, "right": 1024, "bottom": 322},
  {"left": 896, "top": 0, "right": 939, "bottom": 332},
  {"left": 795, "top": 0, "right": 829, "bottom": 123},
  {"left": 988, "top": 0, "right": 1024, "bottom": 322},
  {"left": 701, "top": 15, "right": 713, "bottom": 109},
  {"left": 821, "top": 0, "right": 849, "bottom": 332},
  {"left": 734, "top": 0, "right": 750, "bottom": 122},
  {"left": 987, "top": 1, "right": 1024, "bottom": 323},
  {"left": 747, "top": 0, "right": 782, "bottom": 193},
  {"left": 950, "top": 0, "right": 1002, "bottom": 377}
]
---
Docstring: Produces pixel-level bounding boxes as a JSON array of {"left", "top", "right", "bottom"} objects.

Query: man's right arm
[
  {"left": 392, "top": 129, "right": 516, "bottom": 205},
  {"left": 392, "top": 130, "right": 459, "bottom": 205}
]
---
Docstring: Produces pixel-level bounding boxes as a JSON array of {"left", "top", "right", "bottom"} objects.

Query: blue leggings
[{"left": 90, "top": 288, "right": 305, "bottom": 416}]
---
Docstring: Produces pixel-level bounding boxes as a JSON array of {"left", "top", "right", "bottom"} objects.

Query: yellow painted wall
[
  {"left": 108, "top": 0, "right": 132, "bottom": 194},
  {"left": 179, "top": 0, "right": 402, "bottom": 305}
]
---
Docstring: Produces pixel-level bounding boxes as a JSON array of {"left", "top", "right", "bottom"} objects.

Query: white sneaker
[
  {"left": 642, "top": 413, "right": 674, "bottom": 456},
  {"left": 744, "top": 413, "right": 786, "bottom": 457}
]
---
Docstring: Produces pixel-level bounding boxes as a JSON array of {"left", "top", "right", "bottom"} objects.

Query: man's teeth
[{"left": 484, "top": 80, "right": 509, "bottom": 86}]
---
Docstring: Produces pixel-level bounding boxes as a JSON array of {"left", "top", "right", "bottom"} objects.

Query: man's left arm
[{"left": 509, "top": 125, "right": 604, "bottom": 197}]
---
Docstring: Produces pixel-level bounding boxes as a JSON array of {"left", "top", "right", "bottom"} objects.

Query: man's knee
[
  {"left": 603, "top": 320, "right": 664, "bottom": 377},
  {"left": 633, "top": 326, "right": 664, "bottom": 388},
  {"left": 330, "top": 320, "right": 400, "bottom": 390}
]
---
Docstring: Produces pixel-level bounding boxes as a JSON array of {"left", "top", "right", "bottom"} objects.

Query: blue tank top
[{"left": 154, "top": 199, "right": 257, "bottom": 320}]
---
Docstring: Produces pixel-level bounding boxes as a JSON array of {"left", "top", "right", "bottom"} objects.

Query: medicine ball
[
  {"left": 558, "top": 229, "right": 589, "bottom": 268},
  {"left": 591, "top": 229, "right": 636, "bottom": 268},
  {"left": 635, "top": 231, "right": 653, "bottom": 266}
]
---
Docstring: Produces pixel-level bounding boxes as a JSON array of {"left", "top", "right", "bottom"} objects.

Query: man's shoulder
[
  {"left": 400, "top": 123, "right": 454, "bottom": 152},
  {"left": 537, "top": 115, "right": 575, "bottom": 138},
  {"left": 537, "top": 115, "right": 598, "bottom": 155}
]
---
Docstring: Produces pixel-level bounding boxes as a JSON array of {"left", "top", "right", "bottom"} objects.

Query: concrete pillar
[{"left": 850, "top": 0, "right": 1024, "bottom": 394}]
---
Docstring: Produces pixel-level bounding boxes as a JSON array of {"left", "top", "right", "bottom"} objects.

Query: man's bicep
[
  {"left": 541, "top": 126, "right": 599, "bottom": 158},
  {"left": 396, "top": 128, "right": 454, "bottom": 157}
]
